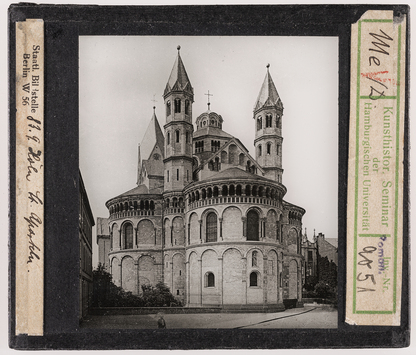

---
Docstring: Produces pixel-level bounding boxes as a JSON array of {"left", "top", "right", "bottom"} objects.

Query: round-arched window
[
  {"left": 206, "top": 212, "right": 217, "bottom": 242},
  {"left": 250, "top": 271, "right": 258, "bottom": 287},
  {"left": 205, "top": 272, "right": 215, "bottom": 287}
]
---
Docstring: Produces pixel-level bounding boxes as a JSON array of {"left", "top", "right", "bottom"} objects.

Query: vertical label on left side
[{"left": 15, "top": 19, "right": 44, "bottom": 336}]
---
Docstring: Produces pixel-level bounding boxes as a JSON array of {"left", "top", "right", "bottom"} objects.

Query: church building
[{"left": 98, "top": 47, "right": 306, "bottom": 310}]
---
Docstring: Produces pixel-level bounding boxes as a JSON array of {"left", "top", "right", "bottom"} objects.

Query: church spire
[
  {"left": 253, "top": 64, "right": 284, "bottom": 183},
  {"left": 163, "top": 47, "right": 194, "bottom": 193},
  {"left": 254, "top": 64, "right": 283, "bottom": 113},
  {"left": 164, "top": 45, "right": 193, "bottom": 97}
]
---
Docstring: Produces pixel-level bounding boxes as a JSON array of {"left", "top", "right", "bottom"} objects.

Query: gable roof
[
  {"left": 254, "top": 67, "right": 283, "bottom": 112},
  {"left": 137, "top": 112, "right": 165, "bottom": 184},
  {"left": 139, "top": 112, "right": 164, "bottom": 162}
]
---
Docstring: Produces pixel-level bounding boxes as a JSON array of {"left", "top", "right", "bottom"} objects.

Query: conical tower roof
[
  {"left": 254, "top": 65, "right": 283, "bottom": 112},
  {"left": 164, "top": 46, "right": 193, "bottom": 97}
]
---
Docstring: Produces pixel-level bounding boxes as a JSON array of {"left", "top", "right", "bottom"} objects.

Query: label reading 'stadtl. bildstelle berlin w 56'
[{"left": 15, "top": 19, "right": 44, "bottom": 336}]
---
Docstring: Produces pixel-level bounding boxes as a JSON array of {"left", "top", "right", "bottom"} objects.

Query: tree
[
  {"left": 141, "top": 282, "right": 182, "bottom": 307},
  {"left": 92, "top": 263, "right": 144, "bottom": 307},
  {"left": 302, "top": 254, "right": 338, "bottom": 299},
  {"left": 92, "top": 264, "right": 181, "bottom": 307}
]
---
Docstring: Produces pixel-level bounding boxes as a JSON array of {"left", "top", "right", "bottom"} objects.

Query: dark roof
[
  {"left": 115, "top": 184, "right": 149, "bottom": 198},
  {"left": 200, "top": 167, "right": 276, "bottom": 184},
  {"left": 325, "top": 238, "right": 338, "bottom": 248},
  {"left": 193, "top": 126, "right": 233, "bottom": 139},
  {"left": 283, "top": 200, "right": 306, "bottom": 214}
]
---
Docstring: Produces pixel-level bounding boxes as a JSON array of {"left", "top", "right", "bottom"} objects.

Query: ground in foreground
[{"left": 81, "top": 306, "right": 337, "bottom": 329}]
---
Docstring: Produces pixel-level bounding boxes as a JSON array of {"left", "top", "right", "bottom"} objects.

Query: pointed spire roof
[
  {"left": 254, "top": 64, "right": 283, "bottom": 112},
  {"left": 139, "top": 110, "right": 165, "bottom": 162},
  {"left": 164, "top": 46, "right": 193, "bottom": 97}
]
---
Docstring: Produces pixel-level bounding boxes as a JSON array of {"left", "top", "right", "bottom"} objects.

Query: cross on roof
[
  {"left": 205, "top": 90, "right": 213, "bottom": 109},
  {"left": 151, "top": 94, "right": 157, "bottom": 111}
]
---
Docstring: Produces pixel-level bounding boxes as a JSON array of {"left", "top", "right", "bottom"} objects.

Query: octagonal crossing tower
[{"left": 253, "top": 64, "right": 284, "bottom": 183}]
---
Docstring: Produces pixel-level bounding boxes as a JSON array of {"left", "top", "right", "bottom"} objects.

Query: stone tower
[
  {"left": 163, "top": 46, "right": 194, "bottom": 192},
  {"left": 161, "top": 47, "right": 192, "bottom": 303},
  {"left": 253, "top": 64, "right": 284, "bottom": 183}
]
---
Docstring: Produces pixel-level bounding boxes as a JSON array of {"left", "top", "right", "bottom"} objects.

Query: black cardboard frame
[{"left": 9, "top": 4, "right": 410, "bottom": 349}]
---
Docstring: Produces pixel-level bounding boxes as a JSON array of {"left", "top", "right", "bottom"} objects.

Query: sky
[{"left": 79, "top": 36, "right": 339, "bottom": 267}]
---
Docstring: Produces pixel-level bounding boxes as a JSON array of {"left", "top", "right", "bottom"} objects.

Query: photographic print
[
  {"left": 10, "top": 3, "right": 410, "bottom": 350},
  {"left": 79, "top": 36, "right": 339, "bottom": 330}
]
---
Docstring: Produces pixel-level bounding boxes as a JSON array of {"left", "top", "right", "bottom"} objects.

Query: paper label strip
[
  {"left": 15, "top": 19, "right": 44, "bottom": 336},
  {"left": 346, "top": 10, "right": 405, "bottom": 326}
]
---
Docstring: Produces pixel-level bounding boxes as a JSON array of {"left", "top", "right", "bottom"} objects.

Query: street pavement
[{"left": 81, "top": 306, "right": 337, "bottom": 329}]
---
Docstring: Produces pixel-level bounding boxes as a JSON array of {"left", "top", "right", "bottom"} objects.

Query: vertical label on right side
[{"left": 346, "top": 10, "right": 406, "bottom": 326}]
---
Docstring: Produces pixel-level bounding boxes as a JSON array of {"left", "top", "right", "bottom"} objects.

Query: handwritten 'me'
[{"left": 367, "top": 29, "right": 393, "bottom": 100}]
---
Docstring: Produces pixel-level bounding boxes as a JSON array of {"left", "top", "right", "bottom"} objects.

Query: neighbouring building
[
  {"left": 79, "top": 171, "right": 95, "bottom": 319},
  {"left": 96, "top": 217, "right": 110, "bottom": 270},
  {"left": 301, "top": 229, "right": 318, "bottom": 285},
  {"left": 97, "top": 47, "right": 307, "bottom": 310},
  {"left": 316, "top": 232, "right": 338, "bottom": 266},
  {"left": 301, "top": 229, "right": 338, "bottom": 289}
]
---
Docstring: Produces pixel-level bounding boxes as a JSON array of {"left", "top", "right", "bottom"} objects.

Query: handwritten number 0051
[{"left": 357, "top": 246, "right": 377, "bottom": 292}]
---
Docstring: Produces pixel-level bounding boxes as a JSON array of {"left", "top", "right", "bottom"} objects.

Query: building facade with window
[
  {"left": 79, "top": 171, "right": 95, "bottom": 319},
  {"left": 99, "top": 48, "right": 305, "bottom": 310}
]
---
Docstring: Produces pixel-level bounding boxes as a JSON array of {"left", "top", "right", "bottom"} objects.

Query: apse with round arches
[
  {"left": 205, "top": 272, "right": 215, "bottom": 287},
  {"left": 187, "top": 183, "right": 282, "bottom": 205},
  {"left": 109, "top": 199, "right": 157, "bottom": 214},
  {"left": 249, "top": 271, "right": 260, "bottom": 287}
]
